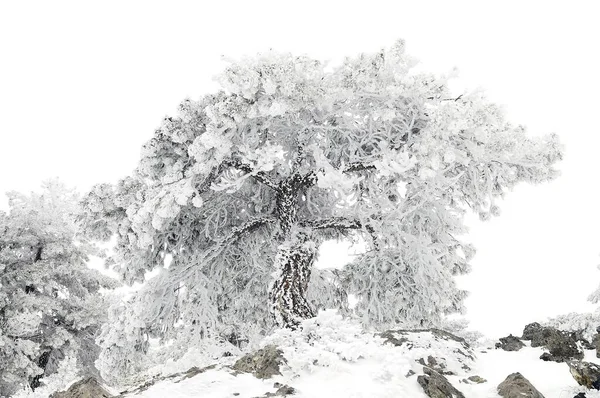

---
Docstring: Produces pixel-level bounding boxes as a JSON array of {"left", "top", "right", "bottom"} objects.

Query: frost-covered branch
[{"left": 224, "top": 158, "right": 279, "bottom": 190}]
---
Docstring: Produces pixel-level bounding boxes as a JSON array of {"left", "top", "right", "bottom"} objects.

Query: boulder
[
  {"left": 496, "top": 335, "right": 525, "bottom": 351},
  {"left": 523, "top": 325, "right": 583, "bottom": 362},
  {"left": 417, "top": 367, "right": 465, "bottom": 398},
  {"left": 50, "top": 377, "right": 114, "bottom": 398},
  {"left": 232, "top": 345, "right": 287, "bottom": 379},
  {"left": 497, "top": 372, "right": 544, "bottom": 398},
  {"left": 567, "top": 361, "right": 600, "bottom": 390},
  {"left": 573, "top": 393, "right": 587, "bottom": 398},
  {"left": 522, "top": 322, "right": 544, "bottom": 340}
]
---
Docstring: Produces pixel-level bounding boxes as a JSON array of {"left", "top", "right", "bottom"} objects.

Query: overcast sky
[{"left": 1, "top": 1, "right": 599, "bottom": 338}]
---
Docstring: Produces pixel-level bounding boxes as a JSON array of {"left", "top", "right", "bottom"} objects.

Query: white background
[{"left": 1, "top": 1, "right": 599, "bottom": 337}]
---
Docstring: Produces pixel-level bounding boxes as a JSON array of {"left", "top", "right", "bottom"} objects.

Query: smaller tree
[{"left": 0, "top": 181, "right": 118, "bottom": 396}]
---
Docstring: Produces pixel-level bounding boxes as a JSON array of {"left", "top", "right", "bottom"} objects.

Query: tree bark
[{"left": 269, "top": 229, "right": 316, "bottom": 328}]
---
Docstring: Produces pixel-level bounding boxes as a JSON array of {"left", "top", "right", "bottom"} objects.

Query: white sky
[{"left": 1, "top": 1, "right": 599, "bottom": 338}]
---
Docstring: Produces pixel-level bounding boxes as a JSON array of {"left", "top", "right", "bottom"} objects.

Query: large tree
[
  {"left": 81, "top": 41, "right": 561, "bottom": 366},
  {"left": 0, "top": 181, "right": 118, "bottom": 396}
]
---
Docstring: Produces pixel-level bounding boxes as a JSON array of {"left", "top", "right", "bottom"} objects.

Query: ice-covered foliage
[
  {"left": 0, "top": 181, "right": 119, "bottom": 396},
  {"left": 80, "top": 40, "right": 562, "bottom": 379},
  {"left": 544, "top": 311, "right": 600, "bottom": 342}
]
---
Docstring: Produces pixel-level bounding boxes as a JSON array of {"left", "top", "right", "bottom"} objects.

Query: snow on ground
[{"left": 125, "top": 311, "right": 600, "bottom": 398}]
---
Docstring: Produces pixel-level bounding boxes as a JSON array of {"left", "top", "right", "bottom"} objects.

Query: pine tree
[
  {"left": 0, "top": 181, "right": 118, "bottom": 396},
  {"left": 81, "top": 41, "right": 562, "bottom": 375}
]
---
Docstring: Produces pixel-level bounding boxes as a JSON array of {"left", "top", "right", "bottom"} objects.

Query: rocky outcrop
[
  {"left": 567, "top": 361, "right": 600, "bottom": 390},
  {"left": 521, "top": 323, "right": 583, "bottom": 362},
  {"left": 522, "top": 322, "right": 544, "bottom": 340},
  {"left": 496, "top": 335, "right": 525, "bottom": 351},
  {"left": 497, "top": 372, "right": 544, "bottom": 398},
  {"left": 379, "top": 328, "right": 474, "bottom": 375},
  {"left": 50, "top": 377, "right": 114, "bottom": 398},
  {"left": 232, "top": 345, "right": 287, "bottom": 379},
  {"left": 252, "top": 382, "right": 296, "bottom": 397},
  {"left": 417, "top": 367, "right": 465, "bottom": 398}
]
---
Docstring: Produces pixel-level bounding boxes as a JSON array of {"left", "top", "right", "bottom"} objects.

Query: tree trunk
[{"left": 269, "top": 229, "right": 316, "bottom": 329}]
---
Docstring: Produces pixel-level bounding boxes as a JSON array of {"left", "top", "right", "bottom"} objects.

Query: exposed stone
[
  {"left": 567, "top": 361, "right": 600, "bottom": 390},
  {"left": 177, "top": 364, "right": 218, "bottom": 382},
  {"left": 379, "top": 328, "right": 475, "bottom": 376},
  {"left": 522, "top": 322, "right": 544, "bottom": 340},
  {"left": 50, "top": 377, "right": 114, "bottom": 398},
  {"left": 523, "top": 325, "right": 583, "bottom": 362},
  {"left": 232, "top": 345, "right": 287, "bottom": 379},
  {"left": 573, "top": 393, "right": 587, "bottom": 398},
  {"left": 417, "top": 355, "right": 454, "bottom": 375},
  {"left": 405, "top": 370, "right": 416, "bottom": 377},
  {"left": 467, "top": 375, "right": 487, "bottom": 384},
  {"left": 497, "top": 372, "right": 544, "bottom": 398},
  {"left": 253, "top": 383, "right": 296, "bottom": 397},
  {"left": 496, "top": 335, "right": 525, "bottom": 351},
  {"left": 568, "top": 330, "right": 594, "bottom": 350},
  {"left": 417, "top": 367, "right": 465, "bottom": 398}
]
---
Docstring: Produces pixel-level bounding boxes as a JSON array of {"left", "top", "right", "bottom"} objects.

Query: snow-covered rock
[{"left": 497, "top": 372, "right": 544, "bottom": 398}]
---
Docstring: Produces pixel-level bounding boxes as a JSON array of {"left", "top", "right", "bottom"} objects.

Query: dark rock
[
  {"left": 525, "top": 325, "right": 583, "bottom": 362},
  {"left": 573, "top": 393, "right": 586, "bottom": 398},
  {"left": 594, "top": 334, "right": 600, "bottom": 358},
  {"left": 467, "top": 375, "right": 487, "bottom": 384},
  {"left": 539, "top": 352, "right": 552, "bottom": 361},
  {"left": 417, "top": 367, "right": 465, "bottom": 398},
  {"left": 496, "top": 335, "right": 525, "bottom": 351},
  {"left": 569, "top": 330, "right": 594, "bottom": 350},
  {"left": 497, "top": 372, "right": 544, "bottom": 398},
  {"left": 417, "top": 355, "right": 454, "bottom": 375},
  {"left": 567, "top": 361, "right": 600, "bottom": 390},
  {"left": 232, "top": 345, "right": 287, "bottom": 379},
  {"left": 405, "top": 370, "right": 416, "bottom": 377},
  {"left": 50, "top": 377, "right": 114, "bottom": 398},
  {"left": 522, "top": 322, "right": 544, "bottom": 340}
]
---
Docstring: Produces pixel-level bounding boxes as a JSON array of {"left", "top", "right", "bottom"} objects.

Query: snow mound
[{"left": 122, "top": 311, "right": 600, "bottom": 398}]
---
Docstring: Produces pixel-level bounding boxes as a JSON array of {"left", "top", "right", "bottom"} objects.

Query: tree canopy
[
  {"left": 0, "top": 181, "right": 118, "bottom": 395},
  {"left": 81, "top": 41, "right": 562, "bottom": 377}
]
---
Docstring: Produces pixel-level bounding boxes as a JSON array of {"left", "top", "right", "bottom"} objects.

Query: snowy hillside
[{"left": 78, "top": 311, "right": 600, "bottom": 398}]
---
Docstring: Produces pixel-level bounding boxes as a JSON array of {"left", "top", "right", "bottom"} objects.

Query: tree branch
[
  {"left": 300, "top": 216, "right": 379, "bottom": 249},
  {"left": 225, "top": 159, "right": 279, "bottom": 190},
  {"left": 176, "top": 217, "right": 275, "bottom": 277},
  {"left": 343, "top": 162, "right": 376, "bottom": 173}
]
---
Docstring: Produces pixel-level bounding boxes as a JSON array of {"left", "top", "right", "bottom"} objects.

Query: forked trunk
[{"left": 269, "top": 230, "right": 316, "bottom": 329}]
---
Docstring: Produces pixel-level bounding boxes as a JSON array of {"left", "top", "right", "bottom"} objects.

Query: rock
[
  {"left": 496, "top": 335, "right": 525, "bottom": 351},
  {"left": 405, "top": 370, "right": 416, "bottom": 377},
  {"left": 379, "top": 328, "right": 475, "bottom": 376},
  {"left": 497, "top": 372, "right": 545, "bottom": 398},
  {"left": 232, "top": 345, "right": 287, "bottom": 379},
  {"left": 50, "top": 377, "right": 114, "bottom": 398},
  {"left": 417, "top": 367, "right": 465, "bottom": 398},
  {"left": 522, "top": 322, "right": 544, "bottom": 340},
  {"left": 569, "top": 330, "right": 594, "bottom": 350},
  {"left": 253, "top": 383, "right": 296, "bottom": 397},
  {"left": 524, "top": 325, "right": 583, "bottom": 362},
  {"left": 417, "top": 355, "right": 454, "bottom": 375},
  {"left": 177, "top": 364, "right": 217, "bottom": 382},
  {"left": 467, "top": 375, "right": 487, "bottom": 384},
  {"left": 594, "top": 334, "right": 600, "bottom": 358},
  {"left": 567, "top": 361, "right": 600, "bottom": 390},
  {"left": 573, "top": 393, "right": 586, "bottom": 398}
]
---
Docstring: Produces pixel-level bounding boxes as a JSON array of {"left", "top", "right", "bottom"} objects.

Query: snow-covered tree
[
  {"left": 81, "top": 41, "right": 562, "bottom": 372},
  {"left": 0, "top": 181, "right": 119, "bottom": 396}
]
